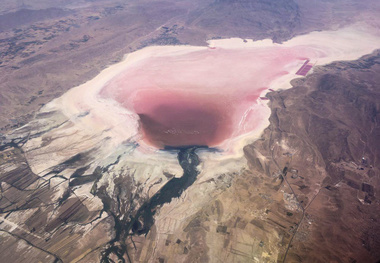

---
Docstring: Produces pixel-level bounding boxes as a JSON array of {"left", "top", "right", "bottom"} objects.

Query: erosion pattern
[
  {"left": 99, "top": 147, "right": 201, "bottom": 263},
  {"left": 0, "top": 1, "right": 380, "bottom": 263},
  {"left": 0, "top": 51, "right": 379, "bottom": 262}
]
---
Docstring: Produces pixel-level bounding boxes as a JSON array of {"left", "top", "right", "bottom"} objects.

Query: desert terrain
[{"left": 0, "top": 0, "right": 379, "bottom": 263}]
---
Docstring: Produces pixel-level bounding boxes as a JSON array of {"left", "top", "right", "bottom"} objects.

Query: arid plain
[{"left": 0, "top": 0, "right": 380, "bottom": 263}]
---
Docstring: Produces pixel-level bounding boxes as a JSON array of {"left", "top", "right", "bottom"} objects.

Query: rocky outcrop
[{"left": 187, "top": 0, "right": 300, "bottom": 42}]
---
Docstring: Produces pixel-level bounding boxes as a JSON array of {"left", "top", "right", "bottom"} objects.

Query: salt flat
[
  {"left": 1, "top": 8, "right": 379, "bottom": 261},
  {"left": 13, "top": 22, "right": 379, "bottom": 182}
]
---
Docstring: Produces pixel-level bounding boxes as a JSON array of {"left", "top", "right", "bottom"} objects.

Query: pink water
[
  {"left": 133, "top": 90, "right": 235, "bottom": 148},
  {"left": 100, "top": 46, "right": 320, "bottom": 148}
]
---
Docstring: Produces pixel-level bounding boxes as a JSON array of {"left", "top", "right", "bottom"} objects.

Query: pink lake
[{"left": 100, "top": 46, "right": 320, "bottom": 148}]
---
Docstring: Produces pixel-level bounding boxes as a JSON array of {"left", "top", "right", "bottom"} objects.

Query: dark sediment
[{"left": 99, "top": 146, "right": 201, "bottom": 263}]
